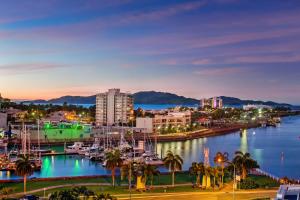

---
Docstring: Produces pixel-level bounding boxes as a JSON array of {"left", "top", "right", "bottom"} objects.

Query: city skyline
[{"left": 1, "top": 0, "right": 300, "bottom": 104}]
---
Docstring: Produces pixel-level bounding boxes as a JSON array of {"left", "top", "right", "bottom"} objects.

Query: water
[
  {"left": 157, "top": 115, "right": 300, "bottom": 180},
  {"left": 1, "top": 116, "right": 300, "bottom": 180}
]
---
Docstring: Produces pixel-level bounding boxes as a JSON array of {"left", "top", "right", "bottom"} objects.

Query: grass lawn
[
  {"left": 1, "top": 173, "right": 278, "bottom": 198},
  {"left": 247, "top": 175, "right": 280, "bottom": 188},
  {"left": 2, "top": 172, "right": 193, "bottom": 194}
]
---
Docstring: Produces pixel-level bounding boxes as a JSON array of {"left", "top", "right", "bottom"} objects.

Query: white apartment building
[{"left": 96, "top": 89, "right": 134, "bottom": 125}]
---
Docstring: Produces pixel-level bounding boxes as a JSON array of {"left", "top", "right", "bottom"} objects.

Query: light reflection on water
[{"left": 1, "top": 116, "right": 300, "bottom": 180}]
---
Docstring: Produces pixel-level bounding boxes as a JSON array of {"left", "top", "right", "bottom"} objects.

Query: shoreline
[
  {"left": 132, "top": 123, "right": 261, "bottom": 142},
  {"left": 12, "top": 123, "right": 262, "bottom": 145}
]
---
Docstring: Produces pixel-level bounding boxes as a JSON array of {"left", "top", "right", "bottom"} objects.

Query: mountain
[
  {"left": 133, "top": 91, "right": 198, "bottom": 105},
  {"left": 24, "top": 95, "right": 96, "bottom": 104},
  {"left": 220, "top": 96, "right": 291, "bottom": 107},
  {"left": 23, "top": 92, "right": 199, "bottom": 105},
  {"left": 22, "top": 91, "right": 292, "bottom": 107}
]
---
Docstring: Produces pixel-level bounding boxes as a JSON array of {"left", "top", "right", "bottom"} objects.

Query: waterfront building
[
  {"left": 201, "top": 97, "right": 223, "bottom": 109},
  {"left": 96, "top": 89, "right": 134, "bottom": 125},
  {"left": 153, "top": 111, "right": 191, "bottom": 133},
  {"left": 136, "top": 111, "right": 191, "bottom": 133}
]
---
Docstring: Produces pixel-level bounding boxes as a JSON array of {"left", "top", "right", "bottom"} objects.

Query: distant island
[{"left": 22, "top": 91, "right": 292, "bottom": 107}]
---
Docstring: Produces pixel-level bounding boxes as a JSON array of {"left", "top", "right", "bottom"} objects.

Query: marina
[{"left": 0, "top": 116, "right": 300, "bottom": 181}]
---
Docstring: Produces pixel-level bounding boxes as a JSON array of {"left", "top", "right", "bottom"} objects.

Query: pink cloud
[
  {"left": 0, "top": 63, "right": 68, "bottom": 75},
  {"left": 119, "top": 1, "right": 207, "bottom": 24},
  {"left": 194, "top": 67, "right": 247, "bottom": 76}
]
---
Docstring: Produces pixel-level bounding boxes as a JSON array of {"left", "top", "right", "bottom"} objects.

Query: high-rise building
[
  {"left": 96, "top": 89, "right": 134, "bottom": 125},
  {"left": 201, "top": 97, "right": 223, "bottom": 109}
]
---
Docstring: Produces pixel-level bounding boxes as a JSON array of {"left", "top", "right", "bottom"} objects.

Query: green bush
[{"left": 240, "top": 179, "right": 259, "bottom": 189}]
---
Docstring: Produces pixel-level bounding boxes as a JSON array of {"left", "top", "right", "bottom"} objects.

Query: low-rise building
[
  {"left": 153, "top": 111, "right": 191, "bottom": 133},
  {"left": 136, "top": 111, "right": 192, "bottom": 133}
]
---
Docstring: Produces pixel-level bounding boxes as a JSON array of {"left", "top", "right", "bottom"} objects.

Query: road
[{"left": 116, "top": 190, "right": 277, "bottom": 200}]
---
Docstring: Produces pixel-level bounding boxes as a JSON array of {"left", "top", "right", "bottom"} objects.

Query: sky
[{"left": 0, "top": 0, "right": 300, "bottom": 104}]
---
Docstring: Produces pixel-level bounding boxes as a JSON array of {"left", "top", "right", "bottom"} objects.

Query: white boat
[{"left": 65, "top": 142, "right": 86, "bottom": 154}]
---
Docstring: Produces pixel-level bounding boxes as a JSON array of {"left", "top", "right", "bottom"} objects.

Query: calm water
[{"left": 1, "top": 116, "right": 300, "bottom": 180}]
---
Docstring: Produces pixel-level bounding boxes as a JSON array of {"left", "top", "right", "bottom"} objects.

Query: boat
[{"left": 64, "top": 142, "right": 86, "bottom": 154}]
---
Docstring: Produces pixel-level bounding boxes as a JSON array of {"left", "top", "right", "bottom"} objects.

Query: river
[{"left": 1, "top": 116, "right": 300, "bottom": 180}]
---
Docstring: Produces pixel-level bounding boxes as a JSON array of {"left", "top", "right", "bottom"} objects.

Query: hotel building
[
  {"left": 96, "top": 89, "right": 134, "bottom": 125},
  {"left": 201, "top": 97, "right": 223, "bottom": 109}
]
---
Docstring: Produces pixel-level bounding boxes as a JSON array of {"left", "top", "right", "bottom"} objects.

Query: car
[{"left": 19, "top": 195, "right": 39, "bottom": 200}]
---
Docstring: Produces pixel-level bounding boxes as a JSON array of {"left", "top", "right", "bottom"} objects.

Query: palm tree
[
  {"left": 214, "top": 152, "right": 229, "bottom": 186},
  {"left": 15, "top": 154, "right": 35, "bottom": 194},
  {"left": 72, "top": 186, "right": 94, "bottom": 200},
  {"left": 189, "top": 162, "right": 204, "bottom": 187},
  {"left": 121, "top": 162, "right": 135, "bottom": 189},
  {"left": 233, "top": 151, "right": 259, "bottom": 180},
  {"left": 163, "top": 150, "right": 183, "bottom": 187},
  {"left": 105, "top": 149, "right": 123, "bottom": 187},
  {"left": 144, "top": 164, "right": 160, "bottom": 187},
  {"left": 204, "top": 166, "right": 212, "bottom": 188},
  {"left": 211, "top": 167, "right": 220, "bottom": 189}
]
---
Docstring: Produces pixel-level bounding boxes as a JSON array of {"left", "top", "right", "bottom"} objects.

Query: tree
[
  {"left": 214, "top": 152, "right": 229, "bottom": 186},
  {"left": 72, "top": 186, "right": 94, "bottom": 200},
  {"left": 204, "top": 166, "right": 212, "bottom": 188},
  {"left": 144, "top": 164, "right": 160, "bottom": 187},
  {"left": 233, "top": 151, "right": 259, "bottom": 180},
  {"left": 105, "top": 149, "right": 123, "bottom": 187},
  {"left": 49, "top": 190, "right": 78, "bottom": 200},
  {"left": 189, "top": 162, "right": 204, "bottom": 187},
  {"left": 121, "top": 162, "right": 134, "bottom": 189},
  {"left": 15, "top": 155, "right": 35, "bottom": 194},
  {"left": 211, "top": 167, "right": 220, "bottom": 189},
  {"left": 163, "top": 150, "right": 183, "bottom": 187}
]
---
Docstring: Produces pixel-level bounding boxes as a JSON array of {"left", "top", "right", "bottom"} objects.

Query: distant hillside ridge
[
  {"left": 220, "top": 96, "right": 291, "bottom": 107},
  {"left": 133, "top": 91, "right": 199, "bottom": 105},
  {"left": 22, "top": 91, "right": 292, "bottom": 107}
]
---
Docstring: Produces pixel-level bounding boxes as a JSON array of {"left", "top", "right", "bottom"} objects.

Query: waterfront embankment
[{"left": 14, "top": 123, "right": 261, "bottom": 145}]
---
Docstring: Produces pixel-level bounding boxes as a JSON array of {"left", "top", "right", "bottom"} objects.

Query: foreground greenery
[{"left": 0, "top": 150, "right": 281, "bottom": 199}]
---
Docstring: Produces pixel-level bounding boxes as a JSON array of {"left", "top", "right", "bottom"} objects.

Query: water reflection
[{"left": 240, "top": 129, "right": 248, "bottom": 153}]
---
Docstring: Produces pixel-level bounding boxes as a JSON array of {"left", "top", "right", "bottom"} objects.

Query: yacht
[{"left": 65, "top": 142, "right": 86, "bottom": 154}]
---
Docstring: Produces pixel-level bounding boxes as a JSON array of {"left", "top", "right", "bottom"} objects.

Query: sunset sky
[{"left": 0, "top": 0, "right": 300, "bottom": 104}]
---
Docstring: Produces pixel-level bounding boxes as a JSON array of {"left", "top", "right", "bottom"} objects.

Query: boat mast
[{"left": 38, "top": 118, "right": 41, "bottom": 160}]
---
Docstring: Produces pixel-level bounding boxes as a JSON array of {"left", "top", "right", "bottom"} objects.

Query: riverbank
[
  {"left": 12, "top": 122, "right": 261, "bottom": 146},
  {"left": 132, "top": 122, "right": 261, "bottom": 142}
]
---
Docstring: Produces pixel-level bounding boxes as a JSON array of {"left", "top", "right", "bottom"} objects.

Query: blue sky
[{"left": 0, "top": 0, "right": 300, "bottom": 104}]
